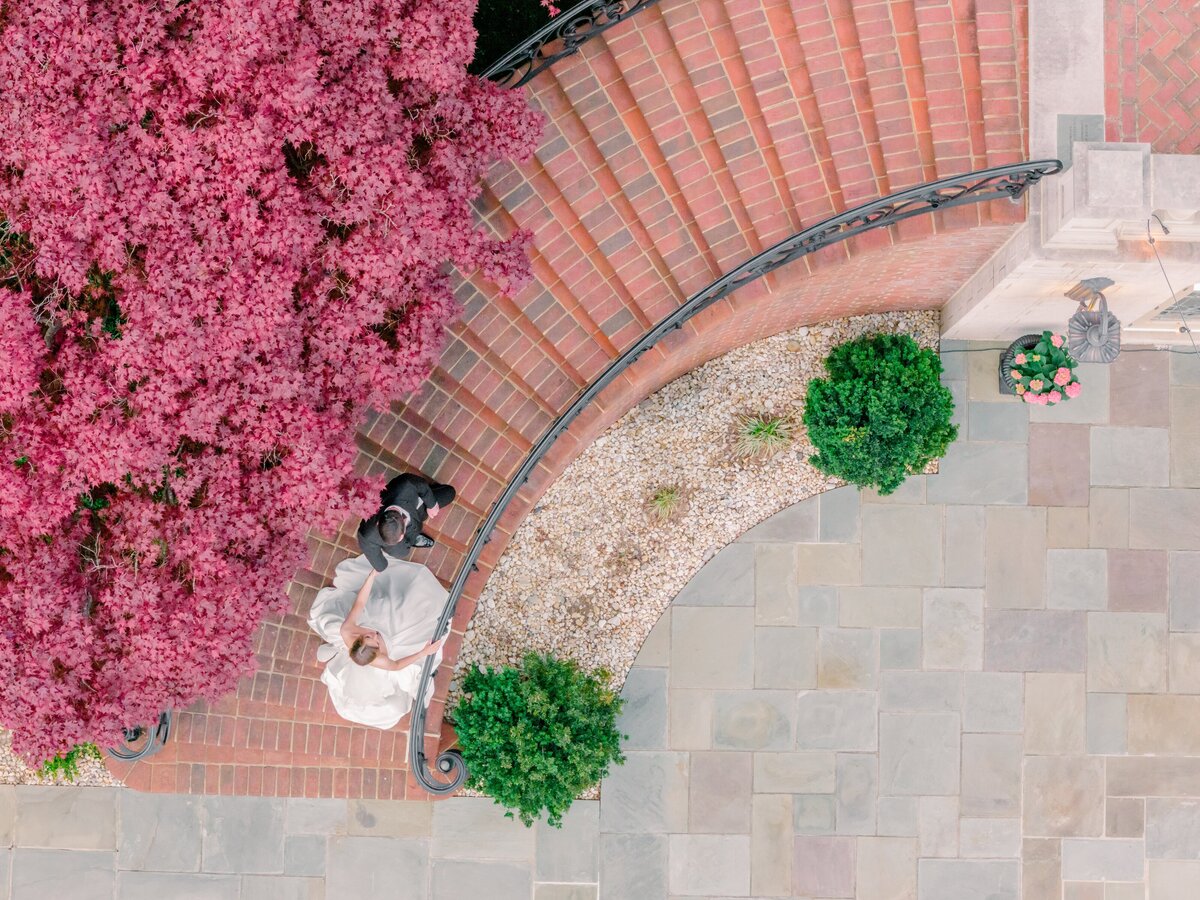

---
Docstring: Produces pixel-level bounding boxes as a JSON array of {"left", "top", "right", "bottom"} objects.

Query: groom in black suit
[{"left": 356, "top": 473, "right": 457, "bottom": 572}]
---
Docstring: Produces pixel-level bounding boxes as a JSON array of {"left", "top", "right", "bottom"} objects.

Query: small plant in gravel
[
  {"left": 455, "top": 652, "right": 625, "bottom": 827},
  {"left": 646, "top": 485, "right": 685, "bottom": 522},
  {"left": 804, "top": 333, "right": 957, "bottom": 495},
  {"left": 733, "top": 413, "right": 794, "bottom": 459},
  {"left": 37, "top": 743, "right": 101, "bottom": 783}
]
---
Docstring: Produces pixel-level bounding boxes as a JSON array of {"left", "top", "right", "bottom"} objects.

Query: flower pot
[{"left": 998, "top": 334, "right": 1042, "bottom": 396}]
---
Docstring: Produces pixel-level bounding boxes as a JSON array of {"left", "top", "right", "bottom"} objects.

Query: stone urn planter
[{"left": 998, "top": 334, "right": 1041, "bottom": 395}]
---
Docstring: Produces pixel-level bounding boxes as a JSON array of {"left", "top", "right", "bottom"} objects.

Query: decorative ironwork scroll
[
  {"left": 107, "top": 710, "right": 173, "bottom": 762},
  {"left": 409, "top": 158, "right": 1064, "bottom": 793},
  {"left": 480, "top": 0, "right": 664, "bottom": 89}
]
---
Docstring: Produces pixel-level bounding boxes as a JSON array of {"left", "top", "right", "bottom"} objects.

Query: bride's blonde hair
[{"left": 349, "top": 636, "right": 378, "bottom": 666}]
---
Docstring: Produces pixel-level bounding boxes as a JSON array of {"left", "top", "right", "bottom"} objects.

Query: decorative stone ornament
[{"left": 1067, "top": 280, "right": 1122, "bottom": 364}]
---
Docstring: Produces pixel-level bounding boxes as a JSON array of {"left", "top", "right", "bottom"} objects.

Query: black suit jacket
[{"left": 355, "top": 474, "right": 438, "bottom": 571}]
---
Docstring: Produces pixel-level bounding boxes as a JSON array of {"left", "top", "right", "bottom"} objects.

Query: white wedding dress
[{"left": 308, "top": 554, "right": 447, "bottom": 730}]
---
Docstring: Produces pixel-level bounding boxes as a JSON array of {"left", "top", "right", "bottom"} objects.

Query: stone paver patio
[{"left": 3, "top": 345, "right": 1199, "bottom": 899}]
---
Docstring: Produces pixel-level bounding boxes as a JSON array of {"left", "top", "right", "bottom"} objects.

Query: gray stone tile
[
  {"left": 880, "top": 628, "right": 921, "bottom": 669},
  {"left": 1171, "top": 633, "right": 1200, "bottom": 692},
  {"left": 1170, "top": 386, "right": 1200, "bottom": 487},
  {"left": 754, "top": 626, "right": 817, "bottom": 690},
  {"left": 751, "top": 794, "right": 791, "bottom": 896},
  {"left": 985, "top": 507, "right": 1046, "bottom": 609},
  {"left": 535, "top": 886, "right": 595, "bottom": 900},
  {"left": 1029, "top": 423, "right": 1091, "bottom": 507},
  {"left": 712, "top": 691, "right": 795, "bottom": 750},
  {"left": 432, "top": 860, "right": 531, "bottom": 900},
  {"left": 1111, "top": 349, "right": 1170, "bottom": 426},
  {"left": 924, "top": 588, "right": 984, "bottom": 669},
  {"left": 753, "top": 544, "right": 798, "bottom": 624},
  {"left": 959, "top": 818, "right": 1020, "bottom": 859},
  {"left": 838, "top": 587, "right": 922, "bottom": 628},
  {"left": 1023, "top": 756, "right": 1104, "bottom": 837},
  {"left": 671, "top": 607, "right": 754, "bottom": 689},
  {"left": 535, "top": 801, "right": 597, "bottom": 883},
  {"left": 668, "top": 689, "right": 712, "bottom": 750},
  {"left": 1028, "top": 361, "right": 1110, "bottom": 425},
  {"left": 961, "top": 733, "right": 1022, "bottom": 817},
  {"left": 792, "top": 794, "right": 836, "bottom": 835},
  {"left": 1025, "top": 672, "right": 1086, "bottom": 754},
  {"left": 864, "top": 473, "right": 927, "bottom": 504},
  {"left": 599, "top": 833, "right": 666, "bottom": 900},
  {"left": 792, "top": 835, "right": 855, "bottom": 898},
  {"left": 879, "top": 713, "right": 960, "bottom": 795},
  {"left": 1107, "top": 797, "right": 1145, "bottom": 838},
  {"left": 739, "top": 496, "right": 818, "bottom": 542},
  {"left": 877, "top": 797, "right": 918, "bottom": 838},
  {"left": 947, "top": 379, "right": 968, "bottom": 431},
  {"left": 201, "top": 797, "right": 284, "bottom": 874},
  {"left": 1150, "top": 859, "right": 1200, "bottom": 900},
  {"left": 1146, "top": 798, "right": 1200, "bottom": 859},
  {"left": 1171, "top": 350, "right": 1200, "bottom": 385},
  {"left": 1131, "top": 489, "right": 1200, "bottom": 549},
  {"left": 1046, "top": 548, "right": 1108, "bottom": 610},
  {"left": 1091, "top": 487, "right": 1131, "bottom": 548},
  {"left": 118, "top": 793, "right": 202, "bottom": 872},
  {"left": 969, "top": 401, "right": 1029, "bottom": 442},
  {"left": 1170, "top": 552, "right": 1200, "bottom": 630},
  {"left": 918, "top": 859, "right": 1019, "bottom": 900},
  {"left": 881, "top": 671, "right": 962, "bottom": 711},
  {"left": 795, "top": 691, "right": 878, "bottom": 751},
  {"left": 0, "top": 849, "right": 8, "bottom": 899},
  {"left": 1087, "top": 692, "right": 1128, "bottom": 755},
  {"left": 0, "top": 788, "right": 13, "bottom": 848},
  {"left": 796, "top": 585, "right": 839, "bottom": 626},
  {"left": 818, "top": 627, "right": 878, "bottom": 690},
  {"left": 752, "top": 752, "right": 835, "bottom": 793},
  {"left": 326, "top": 836, "right": 428, "bottom": 899},
  {"left": 285, "top": 800, "right": 347, "bottom": 836},
  {"left": 116, "top": 871, "right": 238, "bottom": 900},
  {"left": 834, "top": 753, "right": 876, "bottom": 835},
  {"left": 940, "top": 341, "right": 968, "bottom": 380},
  {"left": 667, "top": 834, "right": 750, "bottom": 896},
  {"left": 283, "top": 835, "right": 325, "bottom": 877},
  {"left": 945, "top": 505, "right": 986, "bottom": 587},
  {"left": 968, "top": 348, "right": 1018, "bottom": 403},
  {"left": 1109, "top": 548, "right": 1168, "bottom": 611},
  {"left": 676, "top": 543, "right": 754, "bottom": 606},
  {"left": 963, "top": 672, "right": 1023, "bottom": 732},
  {"left": 11, "top": 849, "right": 114, "bottom": 900},
  {"left": 688, "top": 753, "right": 751, "bottom": 834},
  {"left": 927, "top": 440, "right": 1028, "bottom": 506},
  {"left": 795, "top": 542, "right": 862, "bottom": 585},
  {"left": 431, "top": 798, "right": 535, "bottom": 860},
  {"left": 819, "top": 486, "right": 861, "bottom": 542},
  {"left": 1087, "top": 612, "right": 1167, "bottom": 692},
  {"left": 238, "top": 876, "right": 323, "bottom": 900},
  {"left": 634, "top": 609, "right": 671, "bottom": 667},
  {"left": 918, "top": 797, "right": 958, "bottom": 858},
  {"left": 1048, "top": 505, "right": 1090, "bottom": 548},
  {"left": 599, "top": 752, "right": 688, "bottom": 834},
  {"left": 862, "top": 504, "right": 943, "bottom": 586},
  {"left": 1091, "top": 426, "right": 1170, "bottom": 486},
  {"left": 618, "top": 667, "right": 669, "bottom": 750},
  {"left": 15, "top": 787, "right": 116, "bottom": 850},
  {"left": 857, "top": 836, "right": 918, "bottom": 900},
  {"left": 347, "top": 801, "right": 430, "bottom": 838},
  {"left": 984, "top": 610, "right": 1086, "bottom": 672}
]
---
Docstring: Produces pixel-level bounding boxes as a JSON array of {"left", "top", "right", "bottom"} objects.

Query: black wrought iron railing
[
  {"left": 480, "top": 0, "right": 663, "bottom": 89},
  {"left": 408, "top": 158, "right": 1065, "bottom": 793}
]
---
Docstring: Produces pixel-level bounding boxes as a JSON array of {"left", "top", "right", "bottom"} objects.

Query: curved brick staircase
[{"left": 111, "top": 0, "right": 1031, "bottom": 797}]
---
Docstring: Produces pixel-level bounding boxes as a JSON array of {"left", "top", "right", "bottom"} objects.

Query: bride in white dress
[{"left": 308, "top": 553, "right": 447, "bottom": 730}]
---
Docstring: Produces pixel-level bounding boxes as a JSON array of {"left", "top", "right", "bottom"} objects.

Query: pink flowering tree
[{"left": 0, "top": 0, "right": 540, "bottom": 762}]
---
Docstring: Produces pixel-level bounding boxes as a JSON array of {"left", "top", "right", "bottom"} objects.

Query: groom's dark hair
[{"left": 377, "top": 508, "right": 405, "bottom": 545}]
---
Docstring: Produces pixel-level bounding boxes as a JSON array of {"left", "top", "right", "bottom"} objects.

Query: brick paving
[
  {"left": 109, "top": 0, "right": 1032, "bottom": 798},
  {"left": 1106, "top": 0, "right": 1200, "bottom": 152}
]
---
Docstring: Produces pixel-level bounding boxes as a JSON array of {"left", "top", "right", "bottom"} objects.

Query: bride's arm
[
  {"left": 370, "top": 635, "right": 447, "bottom": 671},
  {"left": 339, "top": 569, "right": 378, "bottom": 644}
]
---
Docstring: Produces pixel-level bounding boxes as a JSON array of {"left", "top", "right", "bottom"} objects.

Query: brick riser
[{"left": 113, "top": 0, "right": 1029, "bottom": 797}]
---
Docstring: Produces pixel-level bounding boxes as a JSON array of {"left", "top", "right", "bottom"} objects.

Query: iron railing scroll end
[
  {"left": 408, "top": 656, "right": 469, "bottom": 795},
  {"left": 106, "top": 709, "right": 173, "bottom": 762}
]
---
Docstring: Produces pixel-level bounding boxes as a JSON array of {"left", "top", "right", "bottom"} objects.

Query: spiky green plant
[
  {"left": 647, "top": 485, "right": 684, "bottom": 522},
  {"left": 733, "top": 413, "right": 793, "bottom": 459}
]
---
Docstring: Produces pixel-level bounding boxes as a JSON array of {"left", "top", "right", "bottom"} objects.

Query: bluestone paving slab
[
  {"left": 599, "top": 833, "right": 667, "bottom": 900},
  {"left": 1170, "top": 386, "right": 1200, "bottom": 486},
  {"left": 959, "top": 818, "right": 1020, "bottom": 859},
  {"left": 752, "top": 752, "right": 835, "bottom": 793},
  {"left": 923, "top": 588, "right": 984, "bottom": 670},
  {"left": 795, "top": 542, "right": 862, "bottom": 584},
  {"left": 712, "top": 690, "right": 795, "bottom": 750},
  {"left": 114, "top": 872, "right": 239, "bottom": 900},
  {"left": 431, "top": 859, "right": 531, "bottom": 900},
  {"left": 1106, "top": 796, "right": 1145, "bottom": 837},
  {"left": 118, "top": 792, "right": 203, "bottom": 872},
  {"left": 1110, "top": 349, "right": 1170, "bottom": 426},
  {"left": 834, "top": 753, "right": 877, "bottom": 835},
  {"left": 1171, "top": 350, "right": 1200, "bottom": 384},
  {"left": 1046, "top": 548, "right": 1108, "bottom": 610},
  {"left": 793, "top": 794, "right": 837, "bottom": 834},
  {"left": 535, "top": 800, "right": 597, "bottom": 883},
  {"left": 927, "top": 440, "right": 1028, "bottom": 505},
  {"left": 753, "top": 626, "right": 816, "bottom": 689},
  {"left": 1024, "top": 672, "right": 1086, "bottom": 754},
  {"left": 918, "top": 859, "right": 1018, "bottom": 900},
  {"left": 1150, "top": 859, "right": 1200, "bottom": 900},
  {"left": 878, "top": 713, "right": 960, "bottom": 795},
  {"left": 838, "top": 586, "right": 921, "bottom": 628},
  {"left": 1145, "top": 798, "right": 1200, "bottom": 859},
  {"left": 1086, "top": 691, "right": 1128, "bottom": 754},
  {"left": 968, "top": 400, "right": 1029, "bottom": 442},
  {"left": 1091, "top": 426, "right": 1170, "bottom": 486},
  {"left": 818, "top": 627, "right": 878, "bottom": 690},
  {"left": 738, "top": 496, "right": 818, "bottom": 542},
  {"left": 1029, "top": 362, "right": 1110, "bottom": 424},
  {"left": 946, "top": 378, "right": 967, "bottom": 430},
  {"left": 599, "top": 752, "right": 689, "bottom": 834},
  {"left": 667, "top": 834, "right": 750, "bottom": 897},
  {"left": 687, "top": 752, "right": 751, "bottom": 834},
  {"left": 819, "top": 486, "right": 861, "bottom": 542},
  {"left": 963, "top": 672, "right": 1023, "bottom": 732},
  {"left": 754, "top": 543, "right": 800, "bottom": 624},
  {"left": 944, "top": 505, "right": 986, "bottom": 587},
  {"left": 985, "top": 506, "right": 1046, "bottom": 608},
  {"left": 1090, "top": 487, "right": 1131, "bottom": 548},
  {"left": 535, "top": 885, "right": 596, "bottom": 900},
  {"left": 325, "top": 836, "right": 428, "bottom": 899},
  {"left": 675, "top": 543, "right": 754, "bottom": 606},
  {"left": 876, "top": 797, "right": 918, "bottom": 838},
  {"left": 282, "top": 834, "right": 325, "bottom": 877},
  {"left": 795, "top": 585, "right": 838, "bottom": 626},
  {"left": 967, "top": 348, "right": 1017, "bottom": 403},
  {"left": 618, "top": 666, "right": 669, "bottom": 750},
  {"left": 239, "top": 875, "right": 323, "bottom": 900},
  {"left": 1047, "top": 505, "right": 1089, "bottom": 548},
  {"left": 880, "top": 628, "right": 922, "bottom": 669},
  {"left": 863, "top": 474, "right": 927, "bottom": 504},
  {"left": 1029, "top": 423, "right": 1091, "bottom": 506},
  {"left": 635, "top": 608, "right": 671, "bottom": 667},
  {"left": 1130, "top": 489, "right": 1200, "bottom": 549},
  {"left": 794, "top": 690, "right": 878, "bottom": 751},
  {"left": 1087, "top": 611, "right": 1167, "bottom": 692},
  {"left": 1170, "top": 633, "right": 1200, "bottom": 692},
  {"left": 1169, "top": 551, "right": 1200, "bottom": 630},
  {"left": 201, "top": 797, "right": 284, "bottom": 874},
  {"left": 918, "top": 797, "right": 958, "bottom": 858},
  {"left": 960, "top": 733, "right": 1022, "bottom": 816},
  {"left": 792, "top": 835, "right": 855, "bottom": 898},
  {"left": 347, "top": 799, "right": 431, "bottom": 838},
  {"left": 984, "top": 610, "right": 1086, "bottom": 671},
  {"left": 668, "top": 689, "right": 712, "bottom": 750},
  {"left": 1108, "top": 548, "right": 1168, "bottom": 611},
  {"left": 940, "top": 341, "right": 968, "bottom": 380},
  {"left": 15, "top": 786, "right": 116, "bottom": 850},
  {"left": 11, "top": 849, "right": 114, "bottom": 900},
  {"left": 0, "top": 788, "right": 13, "bottom": 848},
  {"left": 750, "top": 794, "right": 791, "bottom": 896},
  {"left": 670, "top": 607, "right": 754, "bottom": 689},
  {"left": 1022, "top": 756, "right": 1104, "bottom": 837},
  {"left": 430, "top": 798, "right": 534, "bottom": 860},
  {"left": 284, "top": 799, "right": 347, "bottom": 836},
  {"left": 861, "top": 504, "right": 942, "bottom": 585},
  {"left": 880, "top": 671, "right": 962, "bottom": 711}
]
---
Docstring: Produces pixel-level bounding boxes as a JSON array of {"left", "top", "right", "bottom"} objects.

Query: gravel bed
[
  {"left": 0, "top": 731, "right": 120, "bottom": 786},
  {"left": 456, "top": 311, "right": 940, "bottom": 693}
]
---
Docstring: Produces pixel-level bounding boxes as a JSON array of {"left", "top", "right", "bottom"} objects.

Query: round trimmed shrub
[
  {"left": 455, "top": 652, "right": 625, "bottom": 827},
  {"left": 803, "top": 334, "right": 958, "bottom": 495}
]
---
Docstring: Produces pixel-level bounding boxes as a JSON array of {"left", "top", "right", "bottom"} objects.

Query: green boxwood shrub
[
  {"left": 469, "top": 0, "right": 558, "bottom": 76},
  {"left": 455, "top": 652, "right": 625, "bottom": 827},
  {"left": 803, "top": 333, "right": 957, "bottom": 495}
]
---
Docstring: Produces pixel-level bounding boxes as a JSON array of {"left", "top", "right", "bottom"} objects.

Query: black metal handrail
[
  {"left": 408, "top": 158, "right": 1065, "bottom": 793},
  {"left": 106, "top": 710, "right": 173, "bottom": 762},
  {"left": 480, "top": 0, "right": 663, "bottom": 89}
]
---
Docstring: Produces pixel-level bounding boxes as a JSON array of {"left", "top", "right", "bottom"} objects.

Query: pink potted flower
[{"left": 1002, "top": 331, "right": 1081, "bottom": 406}]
